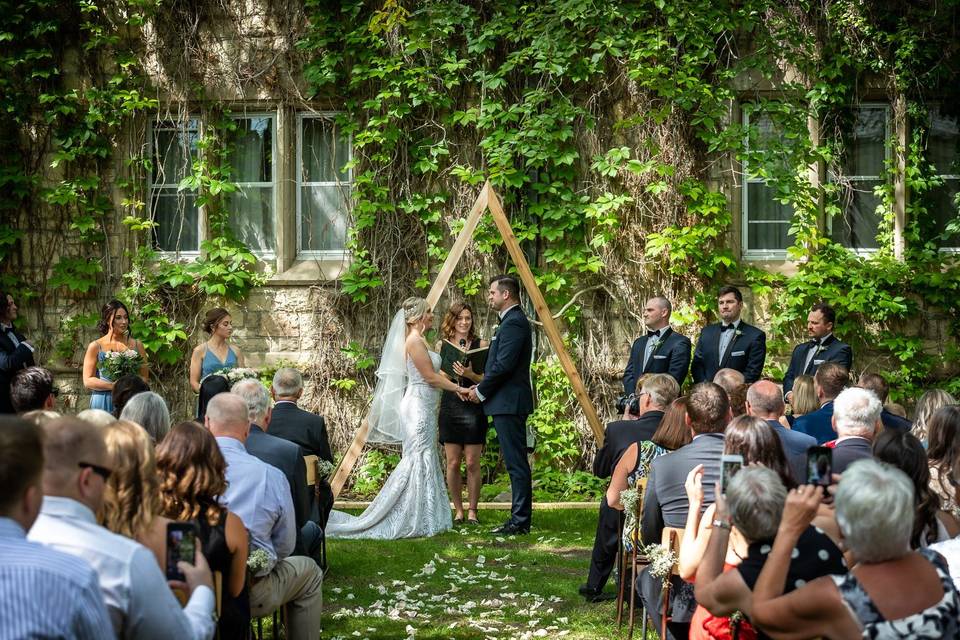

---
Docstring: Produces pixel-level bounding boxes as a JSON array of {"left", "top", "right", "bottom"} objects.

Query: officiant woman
[
  {"left": 437, "top": 302, "right": 489, "bottom": 525},
  {"left": 82, "top": 299, "right": 148, "bottom": 413}
]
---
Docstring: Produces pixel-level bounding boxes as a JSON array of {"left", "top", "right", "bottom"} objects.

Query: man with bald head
[
  {"left": 206, "top": 393, "right": 323, "bottom": 640},
  {"left": 28, "top": 417, "right": 216, "bottom": 639},
  {"left": 623, "top": 296, "right": 691, "bottom": 393},
  {"left": 746, "top": 380, "right": 815, "bottom": 484}
]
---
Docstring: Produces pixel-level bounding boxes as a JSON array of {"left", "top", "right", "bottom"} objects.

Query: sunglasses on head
[{"left": 77, "top": 461, "right": 112, "bottom": 481}]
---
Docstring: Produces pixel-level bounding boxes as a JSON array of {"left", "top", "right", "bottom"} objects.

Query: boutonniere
[
  {"left": 815, "top": 344, "right": 826, "bottom": 355},
  {"left": 650, "top": 338, "right": 663, "bottom": 353},
  {"left": 734, "top": 329, "right": 743, "bottom": 338},
  {"left": 493, "top": 324, "right": 499, "bottom": 336}
]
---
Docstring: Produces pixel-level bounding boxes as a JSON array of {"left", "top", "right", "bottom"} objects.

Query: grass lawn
[{"left": 321, "top": 508, "right": 640, "bottom": 640}]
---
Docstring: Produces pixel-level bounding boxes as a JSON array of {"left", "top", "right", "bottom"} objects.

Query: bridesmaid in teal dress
[
  {"left": 82, "top": 300, "right": 149, "bottom": 413},
  {"left": 190, "top": 307, "right": 245, "bottom": 393}
]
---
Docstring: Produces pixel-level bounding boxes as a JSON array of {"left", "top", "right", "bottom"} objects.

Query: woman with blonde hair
[
  {"left": 913, "top": 389, "right": 957, "bottom": 443},
  {"left": 783, "top": 374, "right": 818, "bottom": 427}
]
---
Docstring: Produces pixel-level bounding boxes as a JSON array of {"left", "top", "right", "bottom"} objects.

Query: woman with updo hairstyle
[
  {"left": 189, "top": 307, "right": 245, "bottom": 393},
  {"left": 99, "top": 420, "right": 170, "bottom": 568},
  {"left": 156, "top": 421, "right": 249, "bottom": 636},
  {"left": 82, "top": 299, "right": 148, "bottom": 413}
]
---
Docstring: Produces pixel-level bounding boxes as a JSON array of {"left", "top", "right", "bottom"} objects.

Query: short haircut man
[
  {"left": 830, "top": 387, "right": 882, "bottom": 474},
  {"left": 717, "top": 285, "right": 743, "bottom": 303},
  {"left": 726, "top": 466, "right": 787, "bottom": 542},
  {"left": 857, "top": 372, "right": 888, "bottom": 403},
  {"left": 233, "top": 378, "right": 272, "bottom": 426},
  {"left": 810, "top": 302, "right": 836, "bottom": 326},
  {"left": 490, "top": 274, "right": 520, "bottom": 301},
  {"left": 11, "top": 366, "right": 55, "bottom": 413},
  {"left": 686, "top": 382, "right": 730, "bottom": 434},
  {"left": 745, "top": 380, "right": 785, "bottom": 418},
  {"left": 272, "top": 367, "right": 304, "bottom": 398},
  {"left": 640, "top": 373, "right": 681, "bottom": 410},
  {"left": 815, "top": 362, "right": 849, "bottom": 400},
  {"left": 713, "top": 368, "right": 745, "bottom": 396}
]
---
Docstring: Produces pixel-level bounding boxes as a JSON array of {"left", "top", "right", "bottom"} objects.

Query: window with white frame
[
  {"left": 741, "top": 108, "right": 796, "bottom": 256},
  {"left": 830, "top": 105, "right": 889, "bottom": 251},
  {"left": 226, "top": 115, "right": 276, "bottom": 255},
  {"left": 927, "top": 106, "right": 960, "bottom": 248},
  {"left": 297, "top": 114, "right": 351, "bottom": 256},
  {"left": 149, "top": 119, "right": 200, "bottom": 253}
]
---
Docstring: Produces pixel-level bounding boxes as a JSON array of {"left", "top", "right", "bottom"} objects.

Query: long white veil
[{"left": 365, "top": 309, "right": 408, "bottom": 444}]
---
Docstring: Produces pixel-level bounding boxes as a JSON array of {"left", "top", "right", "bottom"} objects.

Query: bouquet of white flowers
[
  {"left": 202, "top": 367, "right": 260, "bottom": 386},
  {"left": 246, "top": 548, "right": 271, "bottom": 576},
  {"left": 99, "top": 349, "right": 143, "bottom": 381},
  {"left": 642, "top": 542, "right": 679, "bottom": 579}
]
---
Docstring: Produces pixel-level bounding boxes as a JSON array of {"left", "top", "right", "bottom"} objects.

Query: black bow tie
[
  {"left": 647, "top": 330, "right": 661, "bottom": 338},
  {"left": 720, "top": 324, "right": 734, "bottom": 332},
  {"left": 810, "top": 338, "right": 822, "bottom": 347}
]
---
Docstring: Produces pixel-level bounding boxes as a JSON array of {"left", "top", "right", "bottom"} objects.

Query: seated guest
[
  {"left": 11, "top": 366, "right": 56, "bottom": 413},
  {"left": 28, "top": 417, "right": 216, "bottom": 639},
  {"left": 746, "top": 379, "right": 816, "bottom": 484},
  {"left": 270, "top": 367, "right": 335, "bottom": 526},
  {"left": 197, "top": 374, "right": 230, "bottom": 422},
  {"left": 830, "top": 387, "right": 881, "bottom": 474},
  {"left": 793, "top": 362, "right": 848, "bottom": 444},
  {"left": 76, "top": 408, "right": 118, "bottom": 428},
  {"left": 100, "top": 420, "right": 172, "bottom": 568},
  {"left": 0, "top": 417, "right": 112, "bottom": 636},
  {"left": 693, "top": 467, "right": 845, "bottom": 637},
  {"left": 886, "top": 402, "right": 908, "bottom": 418},
  {"left": 232, "top": 379, "right": 321, "bottom": 565},
  {"left": 119, "top": 391, "right": 170, "bottom": 443},
  {"left": 926, "top": 406, "right": 960, "bottom": 526},
  {"left": 782, "top": 374, "right": 817, "bottom": 427},
  {"left": 0, "top": 291, "right": 35, "bottom": 414},
  {"left": 581, "top": 373, "right": 680, "bottom": 601},
  {"left": 157, "top": 422, "right": 250, "bottom": 638},
  {"left": 857, "top": 372, "right": 911, "bottom": 432},
  {"left": 111, "top": 374, "right": 150, "bottom": 419},
  {"left": 21, "top": 409, "right": 61, "bottom": 426},
  {"left": 873, "top": 429, "right": 956, "bottom": 545},
  {"left": 752, "top": 460, "right": 960, "bottom": 639},
  {"left": 204, "top": 393, "right": 323, "bottom": 639},
  {"left": 727, "top": 382, "right": 748, "bottom": 418},
  {"left": 913, "top": 388, "right": 957, "bottom": 444},
  {"left": 782, "top": 302, "right": 853, "bottom": 401},
  {"left": 712, "top": 368, "right": 745, "bottom": 397}
]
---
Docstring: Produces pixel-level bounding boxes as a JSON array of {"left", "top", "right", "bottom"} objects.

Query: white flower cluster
[
  {"left": 642, "top": 542, "right": 679, "bottom": 579},
  {"left": 246, "top": 548, "right": 271, "bottom": 575},
  {"left": 316, "top": 459, "right": 336, "bottom": 480}
]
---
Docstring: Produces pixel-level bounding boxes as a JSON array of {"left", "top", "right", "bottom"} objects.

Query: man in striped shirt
[{"left": 0, "top": 416, "right": 111, "bottom": 638}]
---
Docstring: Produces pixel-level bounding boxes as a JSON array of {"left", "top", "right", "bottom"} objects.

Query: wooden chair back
[
  {"left": 661, "top": 527, "right": 684, "bottom": 576},
  {"left": 304, "top": 454, "right": 319, "bottom": 487}
]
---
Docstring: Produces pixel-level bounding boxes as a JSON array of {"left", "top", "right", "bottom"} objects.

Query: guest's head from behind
[
  {"left": 836, "top": 458, "right": 914, "bottom": 562},
  {"left": 231, "top": 378, "right": 271, "bottom": 428},
  {"left": 0, "top": 290, "right": 18, "bottom": 324},
  {"left": 271, "top": 367, "right": 304, "bottom": 402},
  {"left": 97, "top": 299, "right": 131, "bottom": 338},
  {"left": 76, "top": 408, "right": 117, "bottom": 428},
  {"left": 790, "top": 375, "right": 818, "bottom": 416},
  {"left": 21, "top": 409, "right": 61, "bottom": 427},
  {"left": 726, "top": 465, "right": 787, "bottom": 542},
  {"left": 99, "top": 420, "right": 161, "bottom": 541},
  {"left": 713, "top": 368, "right": 745, "bottom": 397},
  {"left": 724, "top": 415, "right": 795, "bottom": 488},
  {"left": 11, "top": 366, "right": 56, "bottom": 413},
  {"left": 913, "top": 389, "right": 957, "bottom": 442},
  {"left": 202, "top": 307, "right": 233, "bottom": 338},
  {"left": 745, "top": 379, "right": 785, "bottom": 420},
  {"left": 636, "top": 373, "right": 680, "bottom": 416},
  {"left": 814, "top": 361, "right": 848, "bottom": 403},
  {"left": 653, "top": 397, "right": 692, "bottom": 451},
  {"left": 642, "top": 296, "right": 671, "bottom": 332},
  {"left": 806, "top": 301, "right": 836, "bottom": 340},
  {"left": 440, "top": 301, "right": 478, "bottom": 343},
  {"left": 857, "top": 372, "right": 890, "bottom": 405},
  {"left": 37, "top": 417, "right": 111, "bottom": 513},
  {"left": 926, "top": 405, "right": 960, "bottom": 500},
  {"left": 156, "top": 421, "right": 227, "bottom": 526},
  {"left": 487, "top": 275, "right": 521, "bottom": 313},
  {"left": 872, "top": 429, "right": 943, "bottom": 549},
  {"left": 728, "top": 383, "right": 749, "bottom": 418},
  {"left": 197, "top": 374, "right": 230, "bottom": 422},
  {"left": 0, "top": 417, "right": 45, "bottom": 530},
  {"left": 686, "top": 382, "right": 730, "bottom": 435},
  {"left": 832, "top": 386, "right": 882, "bottom": 440},
  {"left": 118, "top": 391, "right": 170, "bottom": 443},
  {"left": 402, "top": 296, "right": 432, "bottom": 329},
  {"left": 205, "top": 392, "right": 253, "bottom": 442},
  {"left": 110, "top": 374, "right": 149, "bottom": 418},
  {"left": 716, "top": 285, "right": 744, "bottom": 324}
]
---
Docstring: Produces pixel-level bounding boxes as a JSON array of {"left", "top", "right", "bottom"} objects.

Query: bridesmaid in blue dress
[
  {"left": 82, "top": 300, "right": 148, "bottom": 413},
  {"left": 189, "top": 307, "right": 245, "bottom": 393}
]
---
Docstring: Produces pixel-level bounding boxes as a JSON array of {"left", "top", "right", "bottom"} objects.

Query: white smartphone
[{"left": 719, "top": 454, "right": 744, "bottom": 495}]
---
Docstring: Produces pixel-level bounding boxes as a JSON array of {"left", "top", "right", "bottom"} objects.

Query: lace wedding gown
[{"left": 326, "top": 351, "right": 453, "bottom": 539}]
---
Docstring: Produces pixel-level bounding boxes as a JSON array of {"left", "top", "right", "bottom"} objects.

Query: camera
[{"left": 616, "top": 393, "right": 642, "bottom": 416}]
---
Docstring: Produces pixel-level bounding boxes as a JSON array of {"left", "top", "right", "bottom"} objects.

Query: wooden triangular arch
[{"left": 330, "top": 181, "right": 604, "bottom": 497}]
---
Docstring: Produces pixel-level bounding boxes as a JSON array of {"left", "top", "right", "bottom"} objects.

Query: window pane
[
  {"left": 230, "top": 117, "right": 273, "bottom": 182},
  {"left": 928, "top": 108, "right": 959, "bottom": 176},
  {"left": 152, "top": 128, "right": 197, "bottom": 185},
  {"left": 302, "top": 118, "right": 350, "bottom": 182},
  {"left": 300, "top": 185, "right": 349, "bottom": 251},
  {"left": 832, "top": 181, "right": 881, "bottom": 249},
  {"left": 227, "top": 186, "right": 275, "bottom": 253},
  {"left": 844, "top": 107, "right": 886, "bottom": 177},
  {"left": 930, "top": 179, "right": 960, "bottom": 243},
  {"left": 746, "top": 183, "right": 793, "bottom": 251},
  {"left": 152, "top": 189, "right": 199, "bottom": 251}
]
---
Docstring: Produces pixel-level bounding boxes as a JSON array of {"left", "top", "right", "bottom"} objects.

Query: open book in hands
[{"left": 439, "top": 340, "right": 488, "bottom": 379}]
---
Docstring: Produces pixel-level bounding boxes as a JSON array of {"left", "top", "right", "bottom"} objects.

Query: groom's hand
[{"left": 466, "top": 385, "right": 481, "bottom": 403}]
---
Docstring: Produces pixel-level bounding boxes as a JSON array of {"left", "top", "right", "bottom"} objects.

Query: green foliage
[
  {"left": 528, "top": 359, "right": 582, "bottom": 470},
  {"left": 351, "top": 449, "right": 401, "bottom": 498}
]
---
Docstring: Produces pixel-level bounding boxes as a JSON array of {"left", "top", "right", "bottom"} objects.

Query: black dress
[
  {"left": 438, "top": 338, "right": 489, "bottom": 445},
  {"left": 196, "top": 509, "right": 250, "bottom": 638}
]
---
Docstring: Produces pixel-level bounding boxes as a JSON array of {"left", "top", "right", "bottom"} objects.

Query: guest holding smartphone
[
  {"left": 82, "top": 300, "right": 148, "bottom": 413},
  {"left": 190, "top": 308, "right": 244, "bottom": 393}
]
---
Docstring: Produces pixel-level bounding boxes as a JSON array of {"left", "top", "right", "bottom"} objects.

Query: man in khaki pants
[{"left": 207, "top": 393, "right": 322, "bottom": 639}]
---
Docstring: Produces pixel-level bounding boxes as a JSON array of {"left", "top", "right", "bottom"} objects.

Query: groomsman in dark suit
[
  {"left": 581, "top": 374, "right": 680, "bottom": 601},
  {"left": 691, "top": 286, "right": 766, "bottom": 384},
  {"left": 467, "top": 275, "right": 534, "bottom": 535},
  {"left": 269, "top": 367, "right": 335, "bottom": 527},
  {"left": 782, "top": 302, "right": 853, "bottom": 401},
  {"left": 623, "top": 297, "right": 691, "bottom": 393},
  {"left": 0, "top": 292, "right": 35, "bottom": 414}
]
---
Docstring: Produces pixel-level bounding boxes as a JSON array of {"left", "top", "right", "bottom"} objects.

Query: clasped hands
[{"left": 457, "top": 384, "right": 481, "bottom": 403}]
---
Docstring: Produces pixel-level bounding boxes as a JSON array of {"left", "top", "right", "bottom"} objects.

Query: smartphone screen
[
  {"left": 719, "top": 455, "right": 743, "bottom": 494},
  {"left": 806, "top": 446, "right": 833, "bottom": 487},
  {"left": 166, "top": 523, "right": 197, "bottom": 582}
]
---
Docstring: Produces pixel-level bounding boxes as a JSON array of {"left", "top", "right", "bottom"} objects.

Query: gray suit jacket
[{"left": 641, "top": 432, "right": 725, "bottom": 545}]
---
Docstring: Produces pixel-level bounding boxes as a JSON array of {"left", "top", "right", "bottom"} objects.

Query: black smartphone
[
  {"left": 166, "top": 522, "right": 198, "bottom": 582},
  {"left": 719, "top": 454, "right": 743, "bottom": 495},
  {"left": 806, "top": 446, "right": 833, "bottom": 488}
]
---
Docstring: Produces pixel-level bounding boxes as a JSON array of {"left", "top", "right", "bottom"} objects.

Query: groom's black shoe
[{"left": 491, "top": 522, "right": 529, "bottom": 535}]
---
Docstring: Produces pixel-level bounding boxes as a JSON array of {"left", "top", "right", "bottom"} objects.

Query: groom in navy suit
[
  {"left": 782, "top": 302, "right": 853, "bottom": 401},
  {"left": 622, "top": 296, "right": 691, "bottom": 392},
  {"left": 691, "top": 285, "right": 766, "bottom": 384},
  {"left": 466, "top": 275, "right": 534, "bottom": 535}
]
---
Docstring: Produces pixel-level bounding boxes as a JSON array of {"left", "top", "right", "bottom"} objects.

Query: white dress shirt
[
  {"left": 28, "top": 496, "right": 216, "bottom": 640},
  {"left": 216, "top": 436, "right": 296, "bottom": 575}
]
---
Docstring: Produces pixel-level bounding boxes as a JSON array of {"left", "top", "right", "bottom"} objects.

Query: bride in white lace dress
[{"left": 326, "top": 297, "right": 466, "bottom": 539}]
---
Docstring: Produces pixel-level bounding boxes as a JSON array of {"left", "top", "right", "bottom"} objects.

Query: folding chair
[
  {"left": 304, "top": 454, "right": 327, "bottom": 572},
  {"left": 616, "top": 477, "right": 649, "bottom": 639},
  {"left": 659, "top": 527, "right": 685, "bottom": 640}
]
